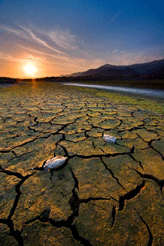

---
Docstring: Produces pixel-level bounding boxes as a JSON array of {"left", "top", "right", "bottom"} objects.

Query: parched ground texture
[{"left": 0, "top": 81, "right": 164, "bottom": 246}]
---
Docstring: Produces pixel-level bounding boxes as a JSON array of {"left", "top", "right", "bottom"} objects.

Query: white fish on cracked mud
[
  {"left": 103, "top": 134, "right": 117, "bottom": 143},
  {"left": 43, "top": 156, "right": 68, "bottom": 170}
]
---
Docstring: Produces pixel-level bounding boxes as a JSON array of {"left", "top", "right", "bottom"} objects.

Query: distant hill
[
  {"left": 1, "top": 59, "right": 164, "bottom": 86},
  {"left": 0, "top": 77, "right": 18, "bottom": 83},
  {"left": 129, "top": 59, "right": 164, "bottom": 75},
  {"left": 68, "top": 59, "right": 164, "bottom": 78},
  {"left": 81, "top": 66, "right": 139, "bottom": 77}
]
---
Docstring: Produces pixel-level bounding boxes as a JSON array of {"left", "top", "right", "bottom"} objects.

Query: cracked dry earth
[{"left": 0, "top": 82, "right": 164, "bottom": 246}]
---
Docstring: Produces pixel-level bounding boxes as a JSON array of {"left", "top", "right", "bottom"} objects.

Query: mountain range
[{"left": 69, "top": 59, "right": 164, "bottom": 78}]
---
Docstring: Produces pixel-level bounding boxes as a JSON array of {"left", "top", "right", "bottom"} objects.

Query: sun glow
[{"left": 24, "top": 64, "right": 37, "bottom": 76}]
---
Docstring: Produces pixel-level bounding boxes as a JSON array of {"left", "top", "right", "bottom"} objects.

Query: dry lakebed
[{"left": 0, "top": 81, "right": 164, "bottom": 246}]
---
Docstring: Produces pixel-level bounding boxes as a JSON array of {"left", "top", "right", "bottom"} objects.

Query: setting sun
[{"left": 24, "top": 64, "right": 37, "bottom": 76}]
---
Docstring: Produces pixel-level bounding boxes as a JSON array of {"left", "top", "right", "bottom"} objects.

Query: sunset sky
[{"left": 0, "top": 0, "right": 163, "bottom": 78}]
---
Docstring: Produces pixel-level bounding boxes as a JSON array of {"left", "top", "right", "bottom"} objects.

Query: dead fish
[
  {"left": 43, "top": 156, "right": 68, "bottom": 171},
  {"left": 103, "top": 134, "right": 117, "bottom": 143}
]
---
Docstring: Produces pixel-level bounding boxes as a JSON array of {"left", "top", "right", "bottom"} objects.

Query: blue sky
[{"left": 0, "top": 0, "right": 163, "bottom": 77}]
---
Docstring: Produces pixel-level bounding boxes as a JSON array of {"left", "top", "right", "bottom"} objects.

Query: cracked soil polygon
[{"left": 0, "top": 82, "right": 163, "bottom": 245}]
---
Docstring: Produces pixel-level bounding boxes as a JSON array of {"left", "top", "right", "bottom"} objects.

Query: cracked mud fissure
[{"left": 0, "top": 82, "right": 164, "bottom": 246}]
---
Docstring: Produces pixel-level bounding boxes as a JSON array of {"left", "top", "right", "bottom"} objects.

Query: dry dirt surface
[{"left": 0, "top": 82, "right": 164, "bottom": 246}]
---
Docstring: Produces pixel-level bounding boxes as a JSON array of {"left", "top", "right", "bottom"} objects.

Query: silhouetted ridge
[{"left": 68, "top": 59, "right": 164, "bottom": 78}]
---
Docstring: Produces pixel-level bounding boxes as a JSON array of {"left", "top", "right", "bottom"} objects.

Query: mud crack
[
  {"left": 100, "top": 157, "right": 126, "bottom": 191},
  {"left": 134, "top": 207, "right": 153, "bottom": 246},
  {"left": 118, "top": 180, "right": 145, "bottom": 211},
  {"left": 130, "top": 168, "right": 164, "bottom": 193},
  {"left": 0, "top": 172, "right": 35, "bottom": 246}
]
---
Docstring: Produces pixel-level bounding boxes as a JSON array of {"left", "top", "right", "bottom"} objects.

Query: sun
[{"left": 24, "top": 64, "right": 37, "bottom": 76}]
